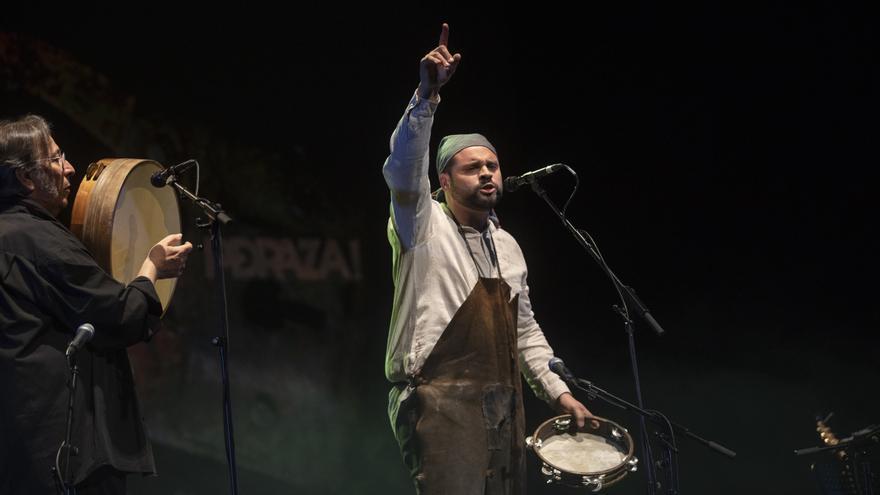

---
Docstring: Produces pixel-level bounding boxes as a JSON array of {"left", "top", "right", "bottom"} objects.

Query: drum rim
[{"left": 530, "top": 414, "right": 635, "bottom": 477}]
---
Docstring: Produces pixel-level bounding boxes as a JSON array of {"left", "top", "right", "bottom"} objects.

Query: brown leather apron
[{"left": 394, "top": 223, "right": 526, "bottom": 494}]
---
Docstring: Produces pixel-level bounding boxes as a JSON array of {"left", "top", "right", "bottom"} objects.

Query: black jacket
[{"left": 0, "top": 199, "right": 162, "bottom": 494}]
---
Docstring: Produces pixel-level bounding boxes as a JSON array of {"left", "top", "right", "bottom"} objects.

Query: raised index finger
[{"left": 439, "top": 22, "right": 450, "bottom": 47}]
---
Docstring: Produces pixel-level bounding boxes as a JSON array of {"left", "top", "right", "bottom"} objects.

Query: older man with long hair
[{"left": 0, "top": 114, "right": 192, "bottom": 494}]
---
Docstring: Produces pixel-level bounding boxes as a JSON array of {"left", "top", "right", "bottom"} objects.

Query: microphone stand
[
  {"left": 793, "top": 424, "right": 880, "bottom": 457},
  {"left": 166, "top": 174, "right": 238, "bottom": 495},
  {"left": 526, "top": 176, "right": 662, "bottom": 492},
  {"left": 55, "top": 351, "right": 81, "bottom": 495},
  {"left": 526, "top": 173, "right": 725, "bottom": 494},
  {"left": 794, "top": 424, "right": 878, "bottom": 495},
  {"left": 566, "top": 373, "right": 737, "bottom": 473}
]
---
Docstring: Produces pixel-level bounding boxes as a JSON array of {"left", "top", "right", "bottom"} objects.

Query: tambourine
[{"left": 526, "top": 415, "right": 638, "bottom": 491}]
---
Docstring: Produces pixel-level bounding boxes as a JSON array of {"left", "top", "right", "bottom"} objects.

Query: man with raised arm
[{"left": 383, "top": 24, "right": 594, "bottom": 494}]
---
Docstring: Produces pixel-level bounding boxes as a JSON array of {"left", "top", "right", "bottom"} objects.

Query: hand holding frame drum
[{"left": 71, "top": 158, "right": 191, "bottom": 313}]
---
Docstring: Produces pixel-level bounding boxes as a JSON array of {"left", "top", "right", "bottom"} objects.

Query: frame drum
[
  {"left": 71, "top": 158, "right": 181, "bottom": 313},
  {"left": 526, "top": 415, "right": 638, "bottom": 491}
]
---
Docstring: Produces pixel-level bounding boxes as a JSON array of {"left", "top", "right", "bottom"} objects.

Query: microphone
[
  {"left": 548, "top": 357, "right": 577, "bottom": 383},
  {"left": 65, "top": 323, "right": 95, "bottom": 357},
  {"left": 150, "top": 159, "right": 196, "bottom": 188},
  {"left": 503, "top": 163, "right": 565, "bottom": 192}
]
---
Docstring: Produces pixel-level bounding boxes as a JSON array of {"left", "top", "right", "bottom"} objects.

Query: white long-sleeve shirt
[{"left": 383, "top": 92, "right": 569, "bottom": 407}]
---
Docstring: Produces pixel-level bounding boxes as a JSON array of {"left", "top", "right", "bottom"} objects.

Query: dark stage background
[{"left": 2, "top": 5, "right": 877, "bottom": 494}]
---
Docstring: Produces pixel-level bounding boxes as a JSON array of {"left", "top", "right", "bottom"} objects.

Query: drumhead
[{"left": 539, "top": 432, "right": 628, "bottom": 473}]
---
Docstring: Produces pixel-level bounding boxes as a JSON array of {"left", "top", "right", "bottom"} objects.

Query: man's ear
[
  {"left": 439, "top": 172, "right": 449, "bottom": 190},
  {"left": 14, "top": 167, "right": 35, "bottom": 193}
]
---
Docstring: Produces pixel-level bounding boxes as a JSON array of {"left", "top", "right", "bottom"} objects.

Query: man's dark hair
[{"left": 0, "top": 115, "right": 53, "bottom": 199}]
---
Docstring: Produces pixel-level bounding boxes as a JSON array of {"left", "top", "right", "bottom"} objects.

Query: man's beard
[
  {"left": 29, "top": 167, "right": 64, "bottom": 212},
  {"left": 449, "top": 177, "right": 502, "bottom": 211},
  {"left": 30, "top": 167, "right": 61, "bottom": 196}
]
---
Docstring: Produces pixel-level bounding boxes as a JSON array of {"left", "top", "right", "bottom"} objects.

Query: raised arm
[{"left": 382, "top": 23, "right": 462, "bottom": 249}]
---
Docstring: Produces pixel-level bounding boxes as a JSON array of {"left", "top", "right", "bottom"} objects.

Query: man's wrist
[
  {"left": 138, "top": 259, "right": 158, "bottom": 284},
  {"left": 417, "top": 84, "right": 440, "bottom": 102}
]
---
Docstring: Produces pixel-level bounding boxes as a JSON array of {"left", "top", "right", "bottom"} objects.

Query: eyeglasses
[{"left": 32, "top": 150, "right": 65, "bottom": 167}]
